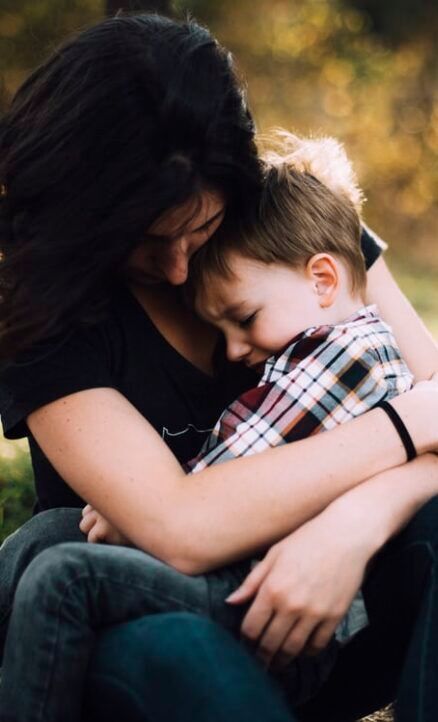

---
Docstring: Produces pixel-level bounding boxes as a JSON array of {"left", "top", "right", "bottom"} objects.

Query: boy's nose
[{"left": 226, "top": 337, "right": 252, "bottom": 363}]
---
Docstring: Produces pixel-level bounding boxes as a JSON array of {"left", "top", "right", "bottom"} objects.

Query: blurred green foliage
[
  {"left": 0, "top": 437, "right": 34, "bottom": 542},
  {"left": 0, "top": 0, "right": 437, "bottom": 538}
]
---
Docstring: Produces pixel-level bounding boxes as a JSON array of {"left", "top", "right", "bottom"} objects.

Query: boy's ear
[{"left": 305, "top": 253, "right": 339, "bottom": 308}]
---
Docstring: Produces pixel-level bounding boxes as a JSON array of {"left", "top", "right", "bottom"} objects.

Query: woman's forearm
[
  {"left": 28, "top": 384, "right": 438, "bottom": 575},
  {"left": 323, "top": 453, "right": 438, "bottom": 561},
  {"left": 161, "top": 390, "right": 437, "bottom": 573}
]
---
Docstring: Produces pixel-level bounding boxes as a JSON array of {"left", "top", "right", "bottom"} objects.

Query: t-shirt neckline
[{"left": 123, "top": 285, "right": 221, "bottom": 384}]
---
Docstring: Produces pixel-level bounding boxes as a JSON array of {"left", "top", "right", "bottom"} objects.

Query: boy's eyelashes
[{"left": 237, "top": 311, "right": 257, "bottom": 329}]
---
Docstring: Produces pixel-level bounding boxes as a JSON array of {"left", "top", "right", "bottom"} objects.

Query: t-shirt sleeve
[
  {"left": 0, "top": 324, "right": 115, "bottom": 440},
  {"left": 360, "top": 224, "right": 388, "bottom": 270}
]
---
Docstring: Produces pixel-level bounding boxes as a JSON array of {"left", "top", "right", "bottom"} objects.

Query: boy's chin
[{"left": 246, "top": 360, "right": 267, "bottom": 373}]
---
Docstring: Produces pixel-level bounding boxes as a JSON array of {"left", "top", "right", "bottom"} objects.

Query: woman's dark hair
[{"left": 0, "top": 14, "right": 262, "bottom": 361}]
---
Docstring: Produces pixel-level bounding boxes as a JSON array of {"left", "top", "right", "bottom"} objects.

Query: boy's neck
[{"left": 317, "top": 291, "right": 367, "bottom": 327}]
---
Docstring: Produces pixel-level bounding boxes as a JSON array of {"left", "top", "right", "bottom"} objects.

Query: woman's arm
[
  {"left": 366, "top": 256, "right": 438, "bottom": 380},
  {"left": 27, "top": 382, "right": 438, "bottom": 573},
  {"left": 226, "top": 452, "right": 438, "bottom": 664}
]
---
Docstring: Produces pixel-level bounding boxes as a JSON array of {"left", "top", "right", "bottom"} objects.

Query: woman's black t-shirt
[{"left": 0, "top": 227, "right": 386, "bottom": 513}]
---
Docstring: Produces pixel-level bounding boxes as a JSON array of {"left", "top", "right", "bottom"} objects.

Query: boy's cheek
[{"left": 256, "top": 324, "right": 296, "bottom": 353}]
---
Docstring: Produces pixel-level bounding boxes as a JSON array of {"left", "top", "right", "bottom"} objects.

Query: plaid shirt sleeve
[{"left": 186, "top": 312, "right": 413, "bottom": 474}]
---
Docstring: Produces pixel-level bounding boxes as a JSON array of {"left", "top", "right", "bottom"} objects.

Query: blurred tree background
[{"left": 0, "top": 0, "right": 437, "bottom": 539}]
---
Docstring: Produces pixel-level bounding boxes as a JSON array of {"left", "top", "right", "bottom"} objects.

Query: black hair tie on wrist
[{"left": 376, "top": 400, "right": 417, "bottom": 462}]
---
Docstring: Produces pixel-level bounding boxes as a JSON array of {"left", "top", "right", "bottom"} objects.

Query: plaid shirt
[
  {"left": 187, "top": 305, "right": 413, "bottom": 474},
  {"left": 186, "top": 305, "right": 413, "bottom": 646}
]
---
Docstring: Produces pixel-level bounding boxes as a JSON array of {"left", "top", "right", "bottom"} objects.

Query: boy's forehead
[
  {"left": 194, "top": 254, "right": 266, "bottom": 320},
  {"left": 196, "top": 277, "right": 247, "bottom": 321}
]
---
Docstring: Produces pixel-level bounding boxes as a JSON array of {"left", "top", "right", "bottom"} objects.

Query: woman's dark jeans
[
  {"left": 297, "top": 495, "right": 438, "bottom": 722},
  {"left": 1, "top": 498, "right": 438, "bottom": 721},
  {"left": 0, "top": 513, "right": 335, "bottom": 720},
  {"left": 83, "top": 612, "right": 296, "bottom": 722},
  {"left": 0, "top": 509, "right": 296, "bottom": 722}
]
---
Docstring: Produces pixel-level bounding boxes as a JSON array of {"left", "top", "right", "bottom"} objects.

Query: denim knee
[
  {"left": 0, "top": 510, "right": 83, "bottom": 603},
  {"left": 89, "top": 611, "right": 235, "bottom": 679},
  {"left": 0, "top": 509, "right": 85, "bottom": 621},
  {"left": 12, "top": 541, "right": 90, "bottom": 616},
  {"left": 85, "top": 614, "right": 234, "bottom": 722}
]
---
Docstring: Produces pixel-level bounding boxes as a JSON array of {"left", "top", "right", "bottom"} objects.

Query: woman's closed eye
[
  {"left": 193, "top": 210, "right": 225, "bottom": 235},
  {"left": 195, "top": 219, "right": 216, "bottom": 234}
]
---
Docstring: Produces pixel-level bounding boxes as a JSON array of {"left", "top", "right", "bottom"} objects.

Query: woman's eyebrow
[{"left": 146, "top": 209, "right": 225, "bottom": 243}]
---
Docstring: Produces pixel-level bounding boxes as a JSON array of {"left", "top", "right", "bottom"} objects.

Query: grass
[{"left": 0, "top": 435, "right": 34, "bottom": 543}]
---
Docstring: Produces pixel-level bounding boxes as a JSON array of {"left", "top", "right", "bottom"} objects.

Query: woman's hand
[
  {"left": 226, "top": 500, "right": 374, "bottom": 669},
  {"left": 80, "top": 504, "right": 132, "bottom": 546}
]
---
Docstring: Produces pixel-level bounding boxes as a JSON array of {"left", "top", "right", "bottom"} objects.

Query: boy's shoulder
[
  {"left": 323, "top": 305, "right": 407, "bottom": 369},
  {"left": 275, "top": 305, "right": 390, "bottom": 366},
  {"left": 323, "top": 304, "right": 395, "bottom": 350},
  {"left": 262, "top": 305, "right": 410, "bottom": 386}
]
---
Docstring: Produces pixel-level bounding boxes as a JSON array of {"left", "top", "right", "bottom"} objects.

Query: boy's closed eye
[{"left": 237, "top": 312, "right": 258, "bottom": 329}]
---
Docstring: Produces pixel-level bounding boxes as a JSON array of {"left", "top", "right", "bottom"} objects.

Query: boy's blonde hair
[{"left": 188, "top": 131, "right": 367, "bottom": 302}]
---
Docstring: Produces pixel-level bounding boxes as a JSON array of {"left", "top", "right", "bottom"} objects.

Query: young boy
[
  {"left": 178, "top": 133, "right": 413, "bottom": 658},
  {"left": 186, "top": 137, "right": 412, "bottom": 476},
  {"left": 4, "top": 135, "right": 414, "bottom": 718}
]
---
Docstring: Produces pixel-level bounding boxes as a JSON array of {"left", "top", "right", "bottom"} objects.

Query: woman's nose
[{"left": 158, "top": 237, "right": 190, "bottom": 285}]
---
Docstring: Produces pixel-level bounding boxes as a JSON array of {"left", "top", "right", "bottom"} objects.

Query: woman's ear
[{"left": 305, "top": 253, "right": 339, "bottom": 308}]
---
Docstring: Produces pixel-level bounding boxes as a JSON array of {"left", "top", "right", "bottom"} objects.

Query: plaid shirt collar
[{"left": 261, "top": 304, "right": 379, "bottom": 385}]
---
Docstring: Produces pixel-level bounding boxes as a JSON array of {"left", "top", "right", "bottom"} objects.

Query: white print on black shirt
[{"left": 162, "top": 423, "right": 213, "bottom": 441}]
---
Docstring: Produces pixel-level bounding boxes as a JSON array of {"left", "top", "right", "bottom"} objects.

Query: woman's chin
[{"left": 125, "top": 269, "right": 166, "bottom": 286}]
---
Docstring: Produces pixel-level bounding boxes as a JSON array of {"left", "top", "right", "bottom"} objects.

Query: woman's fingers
[
  {"left": 240, "top": 590, "right": 274, "bottom": 646},
  {"left": 304, "top": 619, "right": 339, "bottom": 657},
  {"left": 79, "top": 510, "right": 97, "bottom": 534},
  {"left": 226, "top": 559, "right": 270, "bottom": 604},
  {"left": 279, "top": 616, "right": 320, "bottom": 660},
  {"left": 241, "top": 600, "right": 322, "bottom": 667},
  {"left": 81, "top": 504, "right": 93, "bottom": 517},
  {"left": 255, "top": 612, "right": 295, "bottom": 667},
  {"left": 258, "top": 615, "right": 321, "bottom": 668},
  {"left": 86, "top": 523, "right": 105, "bottom": 544}
]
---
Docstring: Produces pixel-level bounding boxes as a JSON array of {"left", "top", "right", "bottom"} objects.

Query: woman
[{"left": 0, "top": 13, "right": 438, "bottom": 722}]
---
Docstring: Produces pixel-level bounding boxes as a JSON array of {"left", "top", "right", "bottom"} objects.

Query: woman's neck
[{"left": 129, "top": 282, "right": 219, "bottom": 376}]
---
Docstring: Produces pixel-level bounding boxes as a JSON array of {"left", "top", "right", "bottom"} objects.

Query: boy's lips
[{"left": 247, "top": 359, "right": 267, "bottom": 373}]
